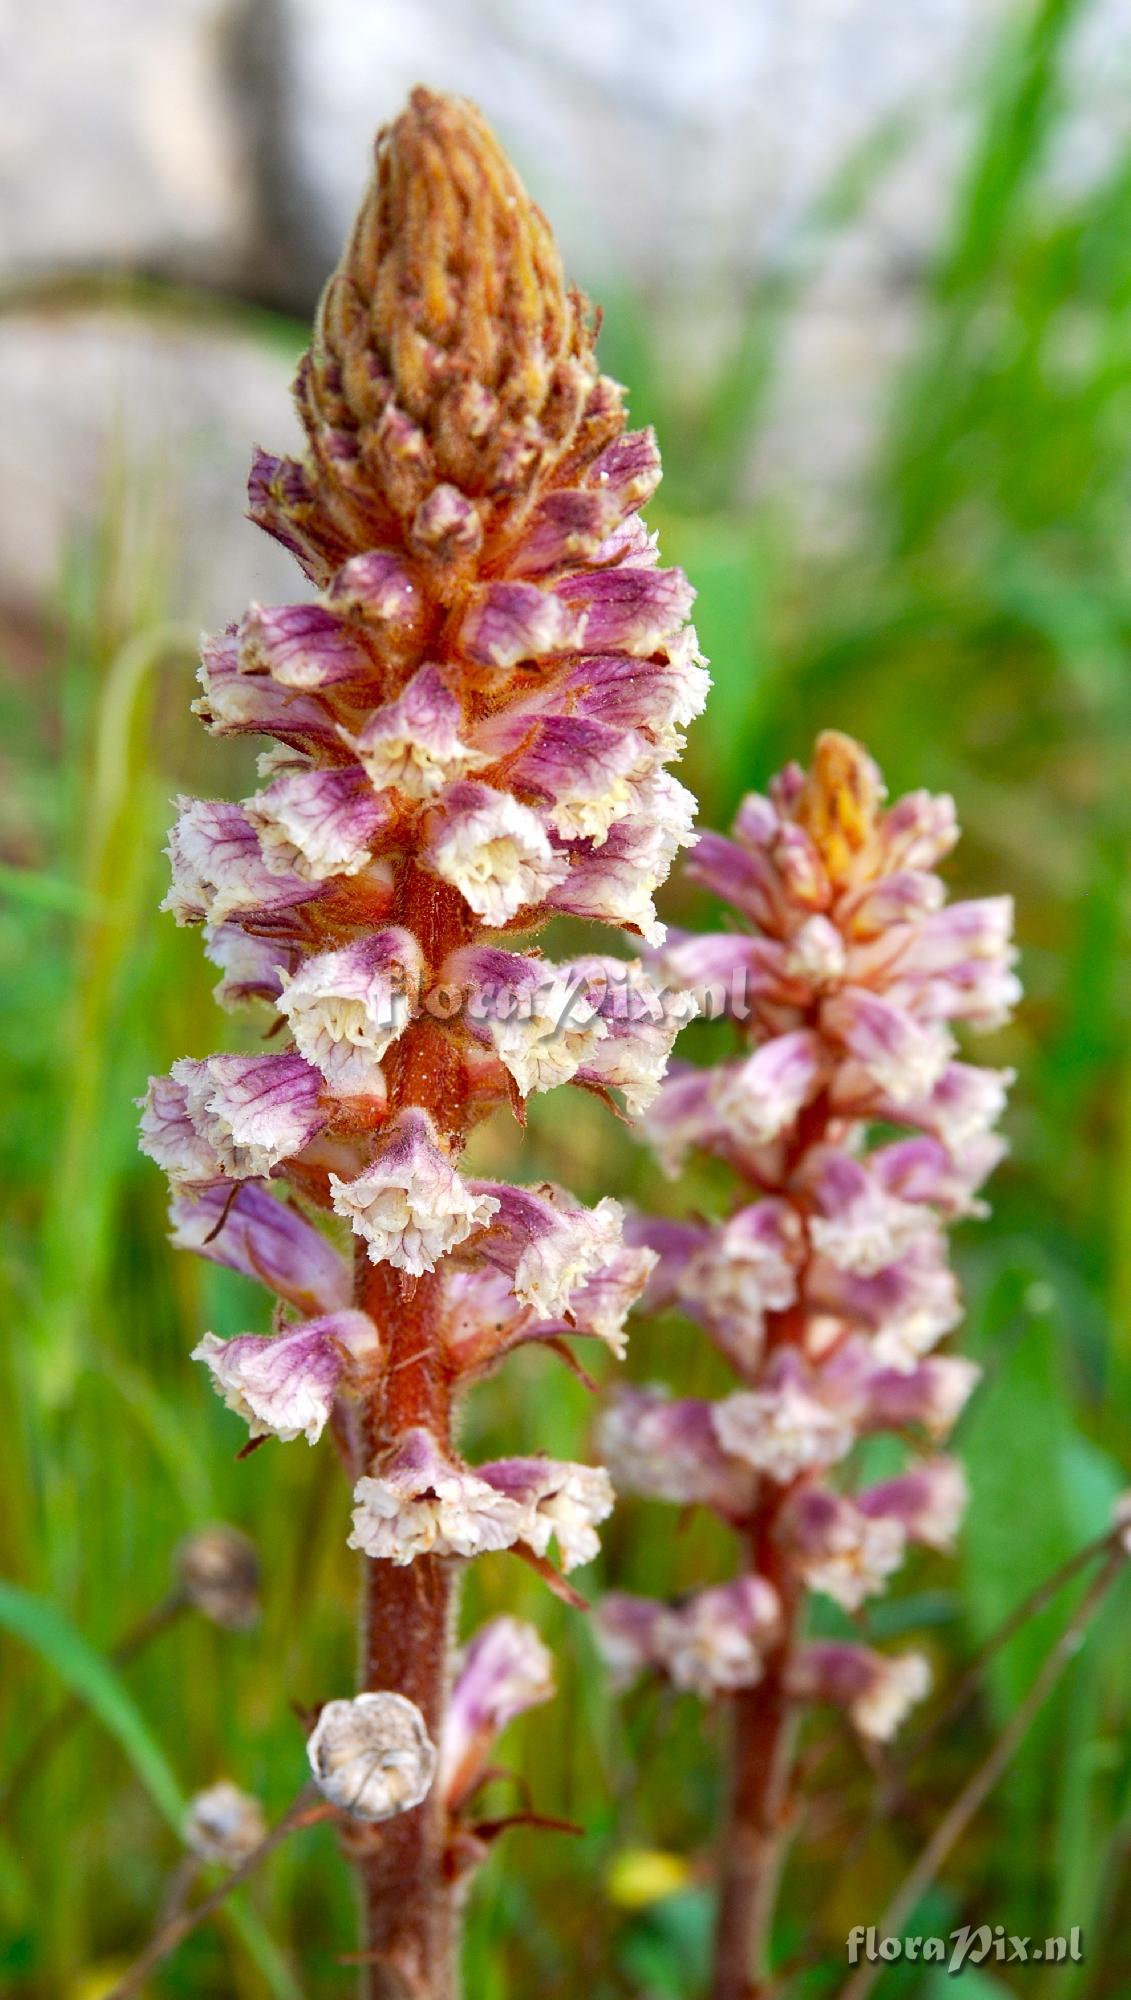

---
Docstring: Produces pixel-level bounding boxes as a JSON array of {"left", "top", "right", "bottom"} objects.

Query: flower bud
[
  {"left": 306, "top": 1691, "right": 437, "bottom": 1821},
  {"left": 175, "top": 1525, "right": 260, "bottom": 1630},
  {"left": 183, "top": 1780, "right": 267, "bottom": 1865}
]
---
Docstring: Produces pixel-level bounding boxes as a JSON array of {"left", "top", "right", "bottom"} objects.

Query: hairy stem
[
  {"left": 356, "top": 1252, "right": 460, "bottom": 2000},
  {"left": 712, "top": 1536, "right": 802, "bottom": 2000}
]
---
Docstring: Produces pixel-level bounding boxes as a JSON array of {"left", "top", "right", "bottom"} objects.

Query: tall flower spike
[
  {"left": 140, "top": 87, "right": 703, "bottom": 2000},
  {"left": 596, "top": 733, "right": 1018, "bottom": 2000}
]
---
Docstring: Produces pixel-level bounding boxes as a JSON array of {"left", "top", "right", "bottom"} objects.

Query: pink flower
[
  {"left": 193, "top": 1310, "right": 380, "bottom": 1443},
  {"left": 442, "top": 1617, "right": 555, "bottom": 1808},
  {"left": 603, "top": 732, "right": 1016, "bottom": 1713},
  {"left": 331, "top": 1108, "right": 499, "bottom": 1275}
]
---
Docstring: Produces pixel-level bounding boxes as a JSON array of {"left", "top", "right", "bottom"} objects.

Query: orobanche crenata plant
[
  {"left": 139, "top": 88, "right": 705, "bottom": 1996},
  {"left": 596, "top": 733, "right": 1020, "bottom": 2000}
]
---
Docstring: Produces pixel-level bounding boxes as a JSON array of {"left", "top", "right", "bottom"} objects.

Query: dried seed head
[
  {"left": 293, "top": 86, "right": 608, "bottom": 572},
  {"left": 176, "top": 1524, "right": 261, "bottom": 1630},
  {"left": 306, "top": 1691, "right": 437, "bottom": 1821},
  {"left": 183, "top": 1780, "right": 267, "bottom": 1866}
]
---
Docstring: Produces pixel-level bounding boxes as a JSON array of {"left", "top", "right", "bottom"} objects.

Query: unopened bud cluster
[{"left": 598, "top": 733, "right": 1019, "bottom": 1741}]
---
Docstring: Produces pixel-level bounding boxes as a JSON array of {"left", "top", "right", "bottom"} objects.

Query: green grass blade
[
  {"left": 0, "top": 1581, "right": 303, "bottom": 1999},
  {"left": 0, "top": 1579, "right": 183, "bottom": 1827}
]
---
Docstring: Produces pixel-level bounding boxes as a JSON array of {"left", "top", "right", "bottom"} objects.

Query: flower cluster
[
  {"left": 138, "top": 88, "right": 705, "bottom": 1871},
  {"left": 597, "top": 733, "right": 1018, "bottom": 1741}
]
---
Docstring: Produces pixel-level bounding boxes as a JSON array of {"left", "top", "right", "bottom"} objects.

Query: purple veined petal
[
  {"left": 787, "top": 1642, "right": 931, "bottom": 1742},
  {"left": 239, "top": 600, "right": 375, "bottom": 692},
  {"left": 325, "top": 548, "right": 426, "bottom": 634},
  {"left": 446, "top": 950, "right": 609, "bottom": 1099},
  {"left": 806, "top": 1230, "right": 962, "bottom": 1368},
  {"left": 562, "top": 631, "right": 710, "bottom": 737},
  {"left": 138, "top": 1072, "right": 227, "bottom": 1186},
  {"left": 684, "top": 830, "right": 788, "bottom": 932},
  {"left": 192, "top": 1308, "right": 380, "bottom": 1443},
  {"left": 422, "top": 781, "right": 569, "bottom": 925},
  {"left": 889, "top": 957, "right": 1023, "bottom": 1032},
  {"left": 203, "top": 923, "right": 299, "bottom": 1009},
  {"left": 598, "top": 1386, "right": 757, "bottom": 1516},
  {"left": 278, "top": 929, "right": 422, "bottom": 1096},
  {"left": 554, "top": 566, "right": 694, "bottom": 656},
  {"left": 822, "top": 987, "right": 953, "bottom": 1106},
  {"left": 541, "top": 1243, "right": 657, "bottom": 1357},
  {"left": 641, "top": 1063, "right": 725, "bottom": 1175},
  {"left": 594, "top": 1593, "right": 669, "bottom": 1690},
  {"left": 168, "top": 1181, "right": 351, "bottom": 1315},
  {"left": 777, "top": 1485, "right": 907, "bottom": 1611},
  {"left": 339, "top": 664, "right": 486, "bottom": 800},
  {"left": 870, "top": 1132, "right": 1007, "bottom": 1217},
  {"left": 505, "top": 715, "right": 654, "bottom": 846},
  {"left": 547, "top": 773, "right": 698, "bottom": 943},
  {"left": 652, "top": 1577, "right": 783, "bottom": 1697},
  {"left": 820, "top": 1340, "right": 981, "bottom": 1440},
  {"left": 170, "top": 1051, "right": 326, "bottom": 1179},
  {"left": 712, "top": 1030, "right": 828, "bottom": 1153},
  {"left": 476, "top": 1457, "right": 614, "bottom": 1572},
  {"left": 802, "top": 1149, "right": 934, "bottom": 1277},
  {"left": 459, "top": 581, "right": 587, "bottom": 669},
  {"left": 245, "top": 765, "right": 396, "bottom": 882},
  {"left": 246, "top": 446, "right": 341, "bottom": 583},
  {"left": 857, "top": 1455, "right": 968, "bottom": 1552},
  {"left": 878, "top": 789, "right": 959, "bottom": 872},
  {"left": 441, "top": 1616, "right": 555, "bottom": 1807},
  {"left": 506, "top": 489, "right": 619, "bottom": 579},
  {"left": 349, "top": 1427, "right": 528, "bottom": 1564},
  {"left": 193, "top": 630, "right": 339, "bottom": 745},
  {"left": 331, "top": 1106, "right": 499, "bottom": 1274},
  {"left": 469, "top": 1182, "right": 625, "bottom": 1317},
  {"left": 583, "top": 427, "right": 662, "bottom": 512},
  {"left": 874, "top": 1060, "right": 1016, "bottom": 1150},
  {"left": 161, "top": 797, "right": 325, "bottom": 926},
  {"left": 712, "top": 1350, "right": 856, "bottom": 1483},
  {"left": 409, "top": 482, "right": 485, "bottom": 565}
]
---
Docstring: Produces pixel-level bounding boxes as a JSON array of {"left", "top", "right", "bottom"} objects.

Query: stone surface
[
  {"left": 0, "top": 307, "right": 301, "bottom": 623},
  {"left": 0, "top": 0, "right": 255, "bottom": 286},
  {"left": 3, "top": 0, "right": 1131, "bottom": 596}
]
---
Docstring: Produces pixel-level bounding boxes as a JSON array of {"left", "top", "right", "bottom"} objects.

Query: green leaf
[
  {"left": 0, "top": 1579, "right": 183, "bottom": 1827},
  {"left": 0, "top": 1582, "right": 302, "bottom": 1999}
]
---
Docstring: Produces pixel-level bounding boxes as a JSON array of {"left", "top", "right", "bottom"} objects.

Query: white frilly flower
[
  {"left": 425, "top": 782, "right": 568, "bottom": 925},
  {"left": 349, "top": 1429, "right": 527, "bottom": 1563},
  {"left": 278, "top": 930, "right": 421, "bottom": 1097},
  {"left": 340, "top": 664, "right": 487, "bottom": 800},
  {"left": 331, "top": 1108, "right": 499, "bottom": 1275}
]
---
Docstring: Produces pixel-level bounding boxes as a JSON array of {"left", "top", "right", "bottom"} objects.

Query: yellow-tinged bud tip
[{"left": 797, "top": 730, "right": 885, "bottom": 884}]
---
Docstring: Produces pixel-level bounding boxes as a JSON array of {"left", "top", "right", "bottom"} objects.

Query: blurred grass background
[{"left": 4, "top": 0, "right": 1131, "bottom": 1992}]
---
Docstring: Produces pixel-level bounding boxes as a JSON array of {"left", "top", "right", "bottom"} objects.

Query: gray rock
[{"left": 0, "top": 306, "right": 302, "bottom": 624}]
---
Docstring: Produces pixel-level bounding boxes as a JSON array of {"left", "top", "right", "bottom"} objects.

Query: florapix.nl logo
[{"left": 846, "top": 1925, "right": 1084, "bottom": 1973}]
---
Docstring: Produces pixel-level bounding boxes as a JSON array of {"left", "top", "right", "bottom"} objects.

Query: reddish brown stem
[
  {"left": 355, "top": 1254, "right": 460, "bottom": 2000},
  {"left": 352, "top": 867, "right": 473, "bottom": 1998},
  {"left": 712, "top": 1107, "right": 827, "bottom": 2000},
  {"left": 712, "top": 1536, "right": 802, "bottom": 2000}
]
